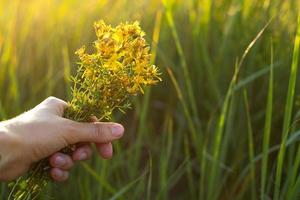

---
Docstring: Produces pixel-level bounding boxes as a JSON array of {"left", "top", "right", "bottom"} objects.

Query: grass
[
  {"left": 0, "top": 0, "right": 299, "bottom": 199},
  {"left": 243, "top": 89, "right": 256, "bottom": 200},
  {"left": 260, "top": 39, "right": 274, "bottom": 199},
  {"left": 274, "top": 14, "right": 300, "bottom": 200}
]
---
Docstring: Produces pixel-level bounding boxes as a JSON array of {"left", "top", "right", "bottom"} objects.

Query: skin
[{"left": 0, "top": 96, "right": 124, "bottom": 182}]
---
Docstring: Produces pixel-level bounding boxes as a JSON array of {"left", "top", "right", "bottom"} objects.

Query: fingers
[
  {"left": 96, "top": 142, "right": 113, "bottom": 159},
  {"left": 72, "top": 142, "right": 113, "bottom": 160},
  {"left": 43, "top": 96, "right": 68, "bottom": 108},
  {"left": 50, "top": 168, "right": 69, "bottom": 182},
  {"left": 65, "top": 121, "right": 124, "bottom": 144},
  {"left": 36, "top": 96, "right": 68, "bottom": 116},
  {"left": 49, "top": 152, "right": 74, "bottom": 170},
  {"left": 72, "top": 144, "right": 93, "bottom": 161},
  {"left": 89, "top": 117, "right": 113, "bottom": 159},
  {"left": 49, "top": 143, "right": 111, "bottom": 182},
  {"left": 90, "top": 116, "right": 98, "bottom": 122}
]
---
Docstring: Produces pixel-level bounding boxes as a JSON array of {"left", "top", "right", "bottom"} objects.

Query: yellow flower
[{"left": 65, "top": 20, "right": 161, "bottom": 121}]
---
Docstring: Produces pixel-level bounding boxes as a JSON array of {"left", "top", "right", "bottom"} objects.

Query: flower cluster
[
  {"left": 10, "top": 20, "right": 161, "bottom": 199},
  {"left": 64, "top": 20, "right": 161, "bottom": 122}
]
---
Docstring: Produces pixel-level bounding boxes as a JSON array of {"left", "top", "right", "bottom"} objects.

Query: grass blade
[
  {"left": 166, "top": 67, "right": 199, "bottom": 149},
  {"left": 243, "top": 90, "right": 257, "bottom": 200},
  {"left": 260, "top": 40, "right": 274, "bottom": 199},
  {"left": 274, "top": 15, "right": 300, "bottom": 200},
  {"left": 134, "top": 8, "right": 163, "bottom": 166},
  {"left": 207, "top": 60, "right": 238, "bottom": 200},
  {"left": 80, "top": 162, "right": 116, "bottom": 195},
  {"left": 163, "top": 2, "right": 200, "bottom": 122},
  {"left": 108, "top": 172, "right": 147, "bottom": 200},
  {"left": 234, "top": 62, "right": 281, "bottom": 92},
  {"left": 207, "top": 20, "right": 270, "bottom": 200},
  {"left": 146, "top": 152, "right": 152, "bottom": 200}
]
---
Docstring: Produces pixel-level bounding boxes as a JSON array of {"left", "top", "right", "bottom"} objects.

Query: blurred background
[{"left": 0, "top": 0, "right": 299, "bottom": 199}]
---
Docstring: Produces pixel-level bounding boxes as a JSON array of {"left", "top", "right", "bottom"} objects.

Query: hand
[{"left": 0, "top": 97, "right": 124, "bottom": 182}]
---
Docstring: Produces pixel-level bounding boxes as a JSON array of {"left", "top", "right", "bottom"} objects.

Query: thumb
[{"left": 65, "top": 121, "right": 124, "bottom": 144}]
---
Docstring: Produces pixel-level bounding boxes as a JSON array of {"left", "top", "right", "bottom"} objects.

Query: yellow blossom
[{"left": 64, "top": 20, "right": 161, "bottom": 121}]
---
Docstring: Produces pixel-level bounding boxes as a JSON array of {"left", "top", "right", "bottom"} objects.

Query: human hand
[{"left": 0, "top": 97, "right": 124, "bottom": 182}]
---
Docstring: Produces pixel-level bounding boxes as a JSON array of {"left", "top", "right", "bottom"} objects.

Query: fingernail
[
  {"left": 55, "top": 156, "right": 65, "bottom": 167},
  {"left": 79, "top": 152, "right": 87, "bottom": 160},
  {"left": 111, "top": 125, "right": 124, "bottom": 137},
  {"left": 102, "top": 145, "right": 110, "bottom": 154},
  {"left": 55, "top": 169, "right": 63, "bottom": 178}
]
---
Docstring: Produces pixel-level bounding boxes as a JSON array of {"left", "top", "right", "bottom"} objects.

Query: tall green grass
[
  {"left": 0, "top": 0, "right": 299, "bottom": 199},
  {"left": 260, "top": 39, "right": 274, "bottom": 200},
  {"left": 275, "top": 14, "right": 300, "bottom": 200}
]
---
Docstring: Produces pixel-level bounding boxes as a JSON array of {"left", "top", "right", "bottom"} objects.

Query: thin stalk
[
  {"left": 183, "top": 134, "right": 196, "bottom": 199},
  {"left": 163, "top": 4, "right": 200, "bottom": 123},
  {"left": 166, "top": 67, "right": 198, "bottom": 146},
  {"left": 207, "top": 21, "right": 270, "bottom": 200},
  {"left": 274, "top": 15, "right": 300, "bottom": 200},
  {"left": 146, "top": 152, "right": 152, "bottom": 200},
  {"left": 261, "top": 40, "right": 274, "bottom": 199},
  {"left": 207, "top": 60, "right": 238, "bottom": 200},
  {"left": 243, "top": 90, "right": 257, "bottom": 200},
  {"left": 133, "top": 8, "right": 162, "bottom": 175}
]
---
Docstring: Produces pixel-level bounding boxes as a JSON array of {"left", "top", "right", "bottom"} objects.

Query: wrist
[
  {"left": 0, "top": 121, "right": 9, "bottom": 180},
  {"left": 0, "top": 120, "right": 7, "bottom": 133},
  {"left": 0, "top": 119, "right": 32, "bottom": 181},
  {"left": 0, "top": 120, "right": 21, "bottom": 181}
]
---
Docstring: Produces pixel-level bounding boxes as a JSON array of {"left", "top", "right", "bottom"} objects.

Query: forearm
[
  {"left": 0, "top": 121, "right": 8, "bottom": 160},
  {"left": 0, "top": 120, "right": 24, "bottom": 181},
  {"left": 0, "top": 130, "right": 3, "bottom": 167},
  {"left": 0, "top": 122, "right": 9, "bottom": 180}
]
